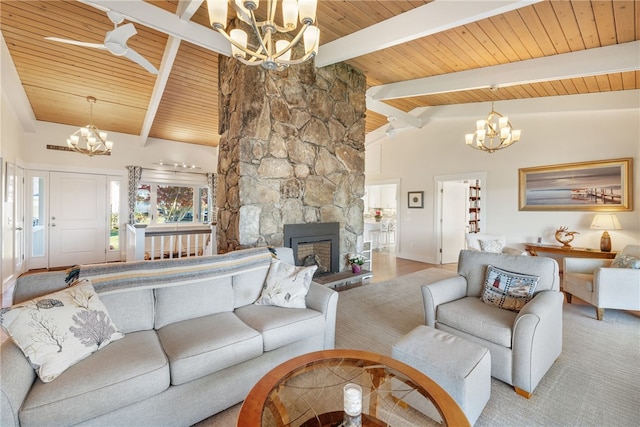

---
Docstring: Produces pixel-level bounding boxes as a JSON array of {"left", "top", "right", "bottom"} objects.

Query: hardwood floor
[
  {"left": 370, "top": 250, "right": 437, "bottom": 283},
  {"left": 334, "top": 249, "right": 457, "bottom": 291}
]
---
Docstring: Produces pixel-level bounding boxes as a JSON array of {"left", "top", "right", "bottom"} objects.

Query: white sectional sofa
[{"left": 1, "top": 247, "right": 338, "bottom": 426}]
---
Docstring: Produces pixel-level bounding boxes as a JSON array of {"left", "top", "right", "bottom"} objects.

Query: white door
[
  {"left": 49, "top": 172, "right": 107, "bottom": 267},
  {"left": 440, "top": 181, "right": 468, "bottom": 264}
]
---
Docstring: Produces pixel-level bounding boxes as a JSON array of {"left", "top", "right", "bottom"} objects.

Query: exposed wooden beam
[
  {"left": 140, "top": 36, "right": 182, "bottom": 146},
  {"left": 366, "top": 98, "right": 425, "bottom": 129},
  {"left": 139, "top": 1, "right": 204, "bottom": 146},
  {"left": 368, "top": 41, "right": 640, "bottom": 101},
  {"left": 176, "top": 0, "right": 204, "bottom": 20},
  {"left": 316, "top": 0, "right": 542, "bottom": 67}
]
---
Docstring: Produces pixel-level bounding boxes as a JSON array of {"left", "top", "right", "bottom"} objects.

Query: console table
[
  {"left": 524, "top": 244, "right": 617, "bottom": 275},
  {"left": 524, "top": 244, "right": 618, "bottom": 259}
]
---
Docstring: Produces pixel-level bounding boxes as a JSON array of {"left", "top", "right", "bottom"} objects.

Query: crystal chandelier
[
  {"left": 66, "top": 96, "right": 114, "bottom": 156},
  {"left": 465, "top": 87, "right": 521, "bottom": 153},
  {"left": 207, "top": 0, "right": 320, "bottom": 71}
]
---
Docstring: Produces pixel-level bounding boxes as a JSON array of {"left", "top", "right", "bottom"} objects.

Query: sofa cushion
[
  {"left": 157, "top": 312, "right": 263, "bottom": 385},
  {"left": 563, "top": 272, "right": 594, "bottom": 293},
  {"left": 235, "top": 305, "right": 325, "bottom": 351},
  {"left": 20, "top": 330, "right": 169, "bottom": 426},
  {"left": 437, "top": 297, "right": 516, "bottom": 348},
  {"left": 255, "top": 259, "right": 317, "bottom": 309},
  {"left": 232, "top": 267, "right": 271, "bottom": 308},
  {"left": 480, "top": 265, "right": 539, "bottom": 312},
  {"left": 99, "top": 288, "right": 155, "bottom": 333},
  {"left": 154, "top": 276, "right": 234, "bottom": 329},
  {"left": 1, "top": 280, "right": 123, "bottom": 383}
]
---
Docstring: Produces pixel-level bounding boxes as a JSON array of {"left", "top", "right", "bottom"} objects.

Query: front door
[{"left": 49, "top": 172, "right": 107, "bottom": 267}]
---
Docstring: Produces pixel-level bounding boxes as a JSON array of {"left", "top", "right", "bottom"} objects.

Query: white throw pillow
[
  {"left": 0, "top": 280, "right": 123, "bottom": 382},
  {"left": 255, "top": 259, "right": 317, "bottom": 309},
  {"left": 479, "top": 239, "right": 504, "bottom": 253}
]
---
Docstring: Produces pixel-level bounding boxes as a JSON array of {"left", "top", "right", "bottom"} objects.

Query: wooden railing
[{"left": 126, "top": 223, "right": 216, "bottom": 261}]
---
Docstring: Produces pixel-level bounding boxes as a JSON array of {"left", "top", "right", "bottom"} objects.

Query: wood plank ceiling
[{"left": 1, "top": 0, "right": 638, "bottom": 148}]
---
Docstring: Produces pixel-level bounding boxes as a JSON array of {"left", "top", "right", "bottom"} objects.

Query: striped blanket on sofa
[{"left": 65, "top": 247, "right": 274, "bottom": 295}]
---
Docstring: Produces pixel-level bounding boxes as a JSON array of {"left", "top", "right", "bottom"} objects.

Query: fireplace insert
[{"left": 283, "top": 223, "right": 340, "bottom": 276}]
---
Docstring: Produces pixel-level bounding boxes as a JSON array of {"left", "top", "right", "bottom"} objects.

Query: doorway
[
  {"left": 27, "top": 171, "right": 124, "bottom": 269},
  {"left": 363, "top": 180, "right": 400, "bottom": 255},
  {"left": 435, "top": 172, "right": 487, "bottom": 265}
]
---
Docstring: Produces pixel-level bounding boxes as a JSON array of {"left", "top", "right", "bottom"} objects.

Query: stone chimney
[{"left": 216, "top": 57, "right": 366, "bottom": 271}]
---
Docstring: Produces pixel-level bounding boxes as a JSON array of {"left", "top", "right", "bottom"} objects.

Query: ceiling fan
[{"left": 45, "top": 11, "right": 158, "bottom": 74}]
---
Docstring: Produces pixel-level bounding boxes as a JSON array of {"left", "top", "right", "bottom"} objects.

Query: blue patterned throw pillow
[
  {"left": 481, "top": 265, "right": 540, "bottom": 312},
  {"left": 0, "top": 280, "right": 123, "bottom": 382},
  {"left": 611, "top": 253, "right": 640, "bottom": 269}
]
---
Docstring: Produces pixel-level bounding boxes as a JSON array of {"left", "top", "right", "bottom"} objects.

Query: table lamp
[{"left": 590, "top": 214, "right": 622, "bottom": 252}]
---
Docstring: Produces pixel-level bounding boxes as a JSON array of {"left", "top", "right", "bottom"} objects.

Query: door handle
[
  {"left": 15, "top": 227, "right": 23, "bottom": 231},
  {"left": 51, "top": 223, "right": 56, "bottom": 227}
]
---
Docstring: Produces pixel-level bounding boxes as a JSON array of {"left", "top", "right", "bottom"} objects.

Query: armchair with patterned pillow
[
  {"left": 421, "top": 250, "right": 563, "bottom": 398},
  {"left": 563, "top": 244, "right": 640, "bottom": 320},
  {"left": 465, "top": 233, "right": 527, "bottom": 256}
]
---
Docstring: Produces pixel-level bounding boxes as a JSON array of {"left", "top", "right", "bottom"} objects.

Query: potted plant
[
  {"left": 374, "top": 210, "right": 382, "bottom": 222},
  {"left": 348, "top": 254, "right": 365, "bottom": 274}
]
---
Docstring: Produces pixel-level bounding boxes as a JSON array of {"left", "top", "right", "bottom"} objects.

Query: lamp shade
[{"left": 590, "top": 214, "right": 622, "bottom": 231}]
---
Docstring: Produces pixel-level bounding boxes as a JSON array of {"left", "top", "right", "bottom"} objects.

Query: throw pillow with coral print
[{"left": 0, "top": 279, "right": 123, "bottom": 382}]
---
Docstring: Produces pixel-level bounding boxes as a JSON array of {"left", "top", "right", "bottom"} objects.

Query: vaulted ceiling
[{"left": 1, "top": 0, "right": 638, "bottom": 148}]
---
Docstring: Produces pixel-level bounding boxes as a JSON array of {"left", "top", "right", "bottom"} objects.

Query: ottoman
[{"left": 392, "top": 325, "right": 491, "bottom": 425}]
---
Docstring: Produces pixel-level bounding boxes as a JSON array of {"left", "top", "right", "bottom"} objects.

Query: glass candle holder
[{"left": 343, "top": 383, "right": 362, "bottom": 416}]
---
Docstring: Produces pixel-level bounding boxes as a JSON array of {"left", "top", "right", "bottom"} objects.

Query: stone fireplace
[
  {"left": 216, "top": 55, "right": 366, "bottom": 272},
  {"left": 284, "top": 222, "right": 340, "bottom": 276}
]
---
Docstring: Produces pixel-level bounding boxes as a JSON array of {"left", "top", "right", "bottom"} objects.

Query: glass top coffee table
[{"left": 237, "top": 349, "right": 469, "bottom": 427}]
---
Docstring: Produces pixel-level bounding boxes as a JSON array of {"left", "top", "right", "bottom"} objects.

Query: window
[
  {"left": 135, "top": 183, "right": 209, "bottom": 225},
  {"left": 31, "top": 176, "right": 46, "bottom": 258},
  {"left": 109, "top": 180, "right": 120, "bottom": 251}
]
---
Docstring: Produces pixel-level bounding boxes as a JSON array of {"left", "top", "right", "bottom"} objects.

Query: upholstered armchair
[
  {"left": 563, "top": 244, "right": 640, "bottom": 320},
  {"left": 422, "top": 250, "right": 563, "bottom": 398},
  {"left": 465, "top": 233, "right": 527, "bottom": 256}
]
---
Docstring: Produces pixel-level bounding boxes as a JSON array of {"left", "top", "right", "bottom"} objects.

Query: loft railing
[{"left": 126, "top": 223, "right": 216, "bottom": 261}]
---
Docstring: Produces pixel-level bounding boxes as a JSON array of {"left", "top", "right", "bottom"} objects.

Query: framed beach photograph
[
  {"left": 408, "top": 191, "right": 424, "bottom": 208},
  {"left": 519, "top": 158, "right": 633, "bottom": 211}
]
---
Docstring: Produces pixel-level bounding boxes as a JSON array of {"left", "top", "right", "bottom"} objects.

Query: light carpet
[{"left": 198, "top": 268, "right": 640, "bottom": 426}]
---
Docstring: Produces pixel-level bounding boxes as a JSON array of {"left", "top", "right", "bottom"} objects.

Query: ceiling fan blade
[
  {"left": 107, "top": 23, "right": 137, "bottom": 46},
  {"left": 44, "top": 37, "right": 106, "bottom": 50},
  {"left": 123, "top": 48, "right": 159, "bottom": 74}
]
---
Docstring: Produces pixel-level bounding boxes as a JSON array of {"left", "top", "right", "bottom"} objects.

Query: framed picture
[
  {"left": 408, "top": 191, "right": 424, "bottom": 208},
  {"left": 519, "top": 158, "right": 633, "bottom": 211},
  {"left": 5, "top": 161, "right": 14, "bottom": 203}
]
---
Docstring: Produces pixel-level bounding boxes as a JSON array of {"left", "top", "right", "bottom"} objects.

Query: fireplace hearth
[{"left": 284, "top": 223, "right": 340, "bottom": 276}]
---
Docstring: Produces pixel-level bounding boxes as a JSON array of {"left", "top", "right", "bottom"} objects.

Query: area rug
[{"left": 197, "top": 268, "right": 640, "bottom": 426}]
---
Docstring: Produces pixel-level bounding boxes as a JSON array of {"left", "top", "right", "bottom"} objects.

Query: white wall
[
  {"left": 366, "top": 90, "right": 640, "bottom": 263},
  {"left": 1, "top": 110, "right": 218, "bottom": 292}
]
